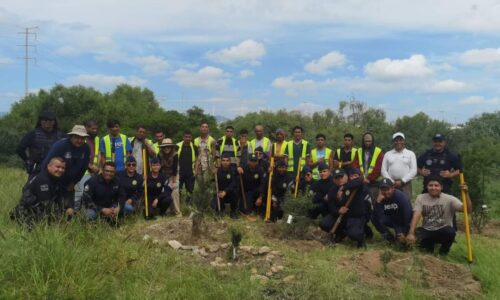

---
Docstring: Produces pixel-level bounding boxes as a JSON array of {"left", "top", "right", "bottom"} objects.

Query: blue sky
[{"left": 1, "top": 1, "right": 500, "bottom": 123}]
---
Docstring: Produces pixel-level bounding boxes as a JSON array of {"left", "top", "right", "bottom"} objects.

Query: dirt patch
[
  {"left": 339, "top": 250, "right": 481, "bottom": 299},
  {"left": 136, "top": 218, "right": 287, "bottom": 281}
]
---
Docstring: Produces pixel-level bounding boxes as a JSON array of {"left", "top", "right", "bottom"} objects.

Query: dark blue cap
[
  {"left": 318, "top": 163, "right": 329, "bottom": 171},
  {"left": 249, "top": 153, "right": 258, "bottom": 161},
  {"left": 150, "top": 157, "right": 160, "bottom": 164},
  {"left": 333, "top": 168, "right": 346, "bottom": 178},
  {"left": 432, "top": 133, "right": 445, "bottom": 141},
  {"left": 126, "top": 156, "right": 137, "bottom": 163},
  {"left": 379, "top": 178, "right": 394, "bottom": 188},
  {"left": 302, "top": 165, "right": 312, "bottom": 174},
  {"left": 347, "top": 168, "right": 360, "bottom": 176}
]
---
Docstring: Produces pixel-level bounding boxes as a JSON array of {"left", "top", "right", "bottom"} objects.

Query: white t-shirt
[{"left": 414, "top": 193, "right": 463, "bottom": 231}]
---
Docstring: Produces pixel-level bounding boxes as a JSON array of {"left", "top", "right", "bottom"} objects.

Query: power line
[{"left": 17, "top": 27, "right": 38, "bottom": 98}]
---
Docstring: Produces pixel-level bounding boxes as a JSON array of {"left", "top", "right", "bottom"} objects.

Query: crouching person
[
  {"left": 82, "top": 162, "right": 125, "bottom": 223},
  {"left": 308, "top": 163, "right": 331, "bottom": 219},
  {"left": 239, "top": 153, "right": 265, "bottom": 216},
  {"left": 10, "top": 157, "right": 71, "bottom": 226},
  {"left": 320, "top": 169, "right": 367, "bottom": 248},
  {"left": 117, "top": 156, "right": 143, "bottom": 216},
  {"left": 269, "top": 159, "right": 291, "bottom": 222},
  {"left": 213, "top": 155, "right": 239, "bottom": 219},
  {"left": 146, "top": 158, "right": 168, "bottom": 219},
  {"left": 406, "top": 177, "right": 472, "bottom": 256},
  {"left": 372, "top": 178, "right": 413, "bottom": 244}
]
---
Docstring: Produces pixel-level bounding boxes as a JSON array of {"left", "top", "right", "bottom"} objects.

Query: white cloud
[
  {"left": 0, "top": 57, "right": 14, "bottom": 65},
  {"left": 171, "top": 66, "right": 231, "bottom": 90},
  {"left": 56, "top": 36, "right": 117, "bottom": 56},
  {"left": 427, "top": 79, "right": 469, "bottom": 93},
  {"left": 290, "top": 101, "right": 325, "bottom": 114},
  {"left": 130, "top": 56, "right": 169, "bottom": 76},
  {"left": 304, "top": 51, "right": 346, "bottom": 74},
  {"left": 459, "top": 95, "right": 500, "bottom": 105},
  {"left": 272, "top": 76, "right": 335, "bottom": 96},
  {"left": 64, "top": 74, "right": 146, "bottom": 89},
  {"left": 206, "top": 39, "right": 266, "bottom": 65},
  {"left": 364, "top": 54, "right": 433, "bottom": 79},
  {"left": 239, "top": 69, "right": 255, "bottom": 78},
  {"left": 459, "top": 48, "right": 500, "bottom": 65}
]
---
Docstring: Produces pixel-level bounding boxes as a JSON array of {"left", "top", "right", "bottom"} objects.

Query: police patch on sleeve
[
  {"left": 40, "top": 184, "right": 49, "bottom": 192},
  {"left": 254, "top": 174, "right": 259, "bottom": 179}
]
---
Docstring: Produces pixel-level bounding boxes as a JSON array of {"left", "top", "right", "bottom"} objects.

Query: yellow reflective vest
[
  {"left": 310, "top": 147, "right": 332, "bottom": 179},
  {"left": 357, "top": 147, "right": 382, "bottom": 176},
  {"left": 102, "top": 134, "right": 128, "bottom": 162},
  {"left": 286, "top": 140, "right": 309, "bottom": 173},
  {"left": 249, "top": 137, "right": 270, "bottom": 153}
]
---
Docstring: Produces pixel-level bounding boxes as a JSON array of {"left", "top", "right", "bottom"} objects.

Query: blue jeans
[
  {"left": 123, "top": 203, "right": 135, "bottom": 215},
  {"left": 86, "top": 208, "right": 98, "bottom": 221}
]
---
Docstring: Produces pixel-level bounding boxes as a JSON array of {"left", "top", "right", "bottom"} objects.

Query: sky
[{"left": 1, "top": 1, "right": 500, "bottom": 124}]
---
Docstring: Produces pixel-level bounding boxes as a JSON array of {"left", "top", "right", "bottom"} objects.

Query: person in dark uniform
[
  {"left": 320, "top": 169, "right": 368, "bottom": 248},
  {"left": 417, "top": 133, "right": 462, "bottom": 194},
  {"left": 212, "top": 155, "right": 239, "bottom": 219},
  {"left": 240, "top": 153, "right": 265, "bottom": 215},
  {"left": 82, "top": 162, "right": 125, "bottom": 222},
  {"left": 333, "top": 133, "right": 357, "bottom": 170},
  {"left": 41, "top": 125, "right": 91, "bottom": 214},
  {"left": 308, "top": 163, "right": 331, "bottom": 219},
  {"left": 116, "top": 156, "right": 143, "bottom": 216},
  {"left": 269, "top": 159, "right": 291, "bottom": 222},
  {"left": 347, "top": 168, "right": 374, "bottom": 239},
  {"left": 10, "top": 157, "right": 68, "bottom": 226},
  {"left": 238, "top": 129, "right": 250, "bottom": 168},
  {"left": 16, "top": 111, "right": 64, "bottom": 178},
  {"left": 146, "top": 158, "right": 168, "bottom": 218},
  {"left": 255, "top": 146, "right": 269, "bottom": 174},
  {"left": 177, "top": 131, "right": 199, "bottom": 203},
  {"left": 372, "top": 178, "right": 413, "bottom": 244},
  {"left": 298, "top": 165, "right": 315, "bottom": 194}
]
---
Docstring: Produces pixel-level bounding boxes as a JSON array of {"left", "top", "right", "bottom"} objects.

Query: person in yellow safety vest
[
  {"left": 177, "top": 130, "right": 199, "bottom": 201},
  {"left": 194, "top": 122, "right": 217, "bottom": 175},
  {"left": 216, "top": 126, "right": 239, "bottom": 168},
  {"left": 271, "top": 128, "right": 288, "bottom": 164},
  {"left": 309, "top": 133, "right": 333, "bottom": 180},
  {"left": 354, "top": 132, "right": 384, "bottom": 199},
  {"left": 75, "top": 120, "right": 100, "bottom": 211},
  {"left": 284, "top": 126, "right": 311, "bottom": 176},
  {"left": 152, "top": 130, "right": 165, "bottom": 155},
  {"left": 249, "top": 124, "right": 271, "bottom": 156},
  {"left": 99, "top": 119, "right": 132, "bottom": 173},
  {"left": 129, "top": 125, "right": 156, "bottom": 175},
  {"left": 333, "top": 133, "right": 358, "bottom": 170}
]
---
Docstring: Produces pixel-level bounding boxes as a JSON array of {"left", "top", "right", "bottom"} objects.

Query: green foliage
[
  {"left": 279, "top": 192, "right": 316, "bottom": 239},
  {"left": 0, "top": 85, "right": 217, "bottom": 165}
]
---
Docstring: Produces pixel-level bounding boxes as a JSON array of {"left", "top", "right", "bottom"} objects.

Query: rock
[
  {"left": 251, "top": 268, "right": 258, "bottom": 275},
  {"left": 250, "top": 274, "right": 269, "bottom": 284},
  {"left": 168, "top": 240, "right": 182, "bottom": 250},
  {"left": 266, "top": 271, "right": 273, "bottom": 277},
  {"left": 226, "top": 263, "right": 233, "bottom": 267},
  {"left": 271, "top": 266, "right": 279, "bottom": 273},
  {"left": 208, "top": 245, "right": 220, "bottom": 253},
  {"left": 270, "top": 251, "right": 281, "bottom": 256},
  {"left": 283, "top": 275, "right": 296, "bottom": 284},
  {"left": 240, "top": 246, "right": 253, "bottom": 253},
  {"left": 210, "top": 261, "right": 218, "bottom": 267},
  {"left": 220, "top": 243, "right": 230, "bottom": 249},
  {"left": 215, "top": 257, "right": 224, "bottom": 263},
  {"left": 265, "top": 255, "right": 275, "bottom": 262},
  {"left": 276, "top": 265, "right": 285, "bottom": 272},
  {"left": 180, "top": 245, "right": 197, "bottom": 250},
  {"left": 143, "top": 234, "right": 151, "bottom": 241},
  {"left": 258, "top": 246, "right": 271, "bottom": 255},
  {"left": 216, "top": 229, "right": 225, "bottom": 235},
  {"left": 195, "top": 247, "right": 208, "bottom": 257},
  {"left": 152, "top": 239, "right": 159, "bottom": 245}
]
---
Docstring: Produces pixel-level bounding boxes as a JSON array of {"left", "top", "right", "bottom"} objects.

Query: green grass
[{"left": 1, "top": 167, "right": 499, "bottom": 299}]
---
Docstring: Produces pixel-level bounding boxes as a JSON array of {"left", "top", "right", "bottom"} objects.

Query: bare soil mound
[{"left": 339, "top": 250, "right": 481, "bottom": 299}]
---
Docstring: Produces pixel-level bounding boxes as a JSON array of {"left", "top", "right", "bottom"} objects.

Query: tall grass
[{"left": 1, "top": 166, "right": 499, "bottom": 299}]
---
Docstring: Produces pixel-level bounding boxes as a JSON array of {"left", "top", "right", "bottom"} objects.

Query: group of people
[{"left": 11, "top": 111, "right": 472, "bottom": 256}]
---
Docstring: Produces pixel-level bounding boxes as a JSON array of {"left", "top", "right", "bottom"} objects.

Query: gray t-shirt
[{"left": 414, "top": 193, "right": 463, "bottom": 231}]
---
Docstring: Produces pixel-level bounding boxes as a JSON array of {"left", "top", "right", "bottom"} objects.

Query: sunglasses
[{"left": 127, "top": 163, "right": 137, "bottom": 167}]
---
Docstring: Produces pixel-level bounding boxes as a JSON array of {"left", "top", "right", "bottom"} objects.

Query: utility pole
[{"left": 17, "top": 27, "right": 38, "bottom": 98}]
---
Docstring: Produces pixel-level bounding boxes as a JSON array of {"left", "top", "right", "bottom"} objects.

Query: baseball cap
[
  {"left": 392, "top": 132, "right": 405, "bottom": 140},
  {"left": 432, "top": 133, "right": 445, "bottom": 141},
  {"left": 333, "top": 169, "right": 346, "bottom": 178},
  {"left": 379, "top": 178, "right": 394, "bottom": 188},
  {"left": 318, "top": 163, "right": 329, "bottom": 171}
]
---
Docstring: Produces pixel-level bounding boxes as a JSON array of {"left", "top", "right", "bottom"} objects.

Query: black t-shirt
[
  {"left": 117, "top": 171, "right": 144, "bottom": 203},
  {"left": 417, "top": 148, "right": 462, "bottom": 191},
  {"left": 178, "top": 143, "right": 199, "bottom": 177},
  {"left": 147, "top": 173, "right": 167, "bottom": 200}
]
